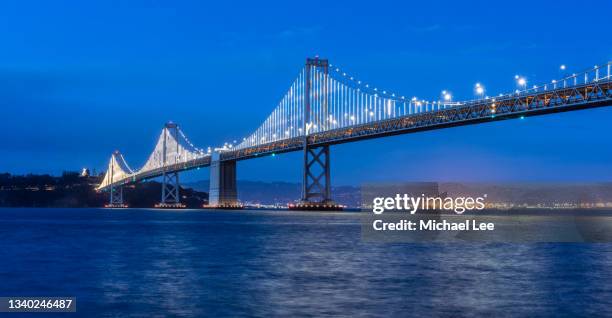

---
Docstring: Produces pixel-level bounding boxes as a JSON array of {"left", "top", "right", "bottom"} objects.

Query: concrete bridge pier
[{"left": 208, "top": 154, "right": 239, "bottom": 208}]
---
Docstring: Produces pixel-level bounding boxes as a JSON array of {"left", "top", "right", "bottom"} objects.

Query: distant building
[{"left": 81, "top": 168, "right": 90, "bottom": 177}]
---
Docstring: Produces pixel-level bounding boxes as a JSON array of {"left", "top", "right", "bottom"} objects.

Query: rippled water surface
[{"left": 1, "top": 208, "right": 611, "bottom": 317}]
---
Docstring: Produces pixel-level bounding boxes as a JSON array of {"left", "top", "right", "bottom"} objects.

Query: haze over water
[{"left": 1, "top": 208, "right": 611, "bottom": 317}]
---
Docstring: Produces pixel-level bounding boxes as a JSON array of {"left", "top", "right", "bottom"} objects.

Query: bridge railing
[
  {"left": 511, "top": 62, "right": 611, "bottom": 96},
  {"left": 457, "top": 62, "right": 612, "bottom": 107}
]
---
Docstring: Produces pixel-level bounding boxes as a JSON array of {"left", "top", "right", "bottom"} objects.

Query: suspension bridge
[{"left": 97, "top": 58, "right": 612, "bottom": 209}]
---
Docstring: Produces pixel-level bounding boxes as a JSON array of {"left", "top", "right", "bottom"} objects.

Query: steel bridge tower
[
  {"left": 296, "top": 57, "right": 341, "bottom": 210},
  {"left": 157, "top": 122, "right": 184, "bottom": 208},
  {"left": 107, "top": 153, "right": 126, "bottom": 208}
]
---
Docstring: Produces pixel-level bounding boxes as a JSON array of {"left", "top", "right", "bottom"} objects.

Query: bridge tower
[
  {"left": 293, "top": 57, "right": 342, "bottom": 210},
  {"left": 106, "top": 150, "right": 127, "bottom": 208},
  {"left": 157, "top": 122, "right": 185, "bottom": 208}
]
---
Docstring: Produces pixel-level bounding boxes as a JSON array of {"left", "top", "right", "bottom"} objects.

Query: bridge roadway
[{"left": 106, "top": 78, "right": 611, "bottom": 190}]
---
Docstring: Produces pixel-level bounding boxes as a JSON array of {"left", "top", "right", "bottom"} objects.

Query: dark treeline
[
  {"left": 0, "top": 171, "right": 85, "bottom": 188},
  {"left": 0, "top": 172, "right": 208, "bottom": 208}
]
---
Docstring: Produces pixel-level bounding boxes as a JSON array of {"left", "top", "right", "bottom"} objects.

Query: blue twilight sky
[{"left": 1, "top": 0, "right": 611, "bottom": 185}]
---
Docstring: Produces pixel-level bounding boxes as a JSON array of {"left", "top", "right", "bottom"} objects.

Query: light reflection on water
[{"left": 0, "top": 208, "right": 611, "bottom": 317}]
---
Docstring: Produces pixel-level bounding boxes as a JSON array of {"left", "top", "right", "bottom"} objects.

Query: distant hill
[
  {"left": 184, "top": 180, "right": 360, "bottom": 206},
  {"left": 439, "top": 182, "right": 612, "bottom": 206}
]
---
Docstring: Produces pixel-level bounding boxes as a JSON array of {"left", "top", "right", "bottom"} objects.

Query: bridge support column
[
  {"left": 291, "top": 144, "right": 342, "bottom": 211},
  {"left": 208, "top": 154, "right": 239, "bottom": 208},
  {"left": 106, "top": 184, "right": 126, "bottom": 208},
  {"left": 156, "top": 171, "right": 184, "bottom": 208},
  {"left": 302, "top": 145, "right": 331, "bottom": 202},
  {"left": 162, "top": 171, "right": 180, "bottom": 203}
]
